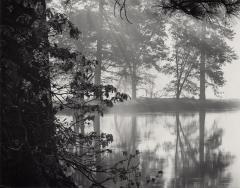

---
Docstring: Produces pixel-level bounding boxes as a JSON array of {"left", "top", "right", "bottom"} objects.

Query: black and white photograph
[{"left": 1, "top": 0, "right": 240, "bottom": 187}]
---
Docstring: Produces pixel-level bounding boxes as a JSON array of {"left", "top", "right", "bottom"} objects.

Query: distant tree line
[{"left": 67, "top": 0, "right": 238, "bottom": 100}]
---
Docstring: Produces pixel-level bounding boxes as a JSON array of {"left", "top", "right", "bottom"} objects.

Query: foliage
[
  {"left": 1, "top": 0, "right": 75, "bottom": 186},
  {"left": 114, "top": 0, "right": 240, "bottom": 22},
  {"left": 1, "top": 0, "right": 139, "bottom": 187},
  {"left": 50, "top": 52, "right": 140, "bottom": 187},
  {"left": 112, "top": 0, "right": 168, "bottom": 96},
  {"left": 59, "top": 0, "right": 168, "bottom": 98},
  {"left": 161, "top": 15, "right": 237, "bottom": 98},
  {"left": 160, "top": 0, "right": 240, "bottom": 20}
]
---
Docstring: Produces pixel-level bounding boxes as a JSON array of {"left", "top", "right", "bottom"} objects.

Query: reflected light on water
[{"left": 58, "top": 110, "right": 240, "bottom": 188}]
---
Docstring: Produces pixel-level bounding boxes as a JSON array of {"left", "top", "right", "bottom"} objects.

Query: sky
[{"left": 222, "top": 19, "right": 240, "bottom": 99}]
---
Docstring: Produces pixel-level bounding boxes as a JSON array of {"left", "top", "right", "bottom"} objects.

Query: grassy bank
[{"left": 108, "top": 98, "right": 240, "bottom": 113}]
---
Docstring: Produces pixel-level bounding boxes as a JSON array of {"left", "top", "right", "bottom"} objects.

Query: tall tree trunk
[
  {"left": 1, "top": 1, "right": 73, "bottom": 187},
  {"left": 176, "top": 89, "right": 180, "bottom": 99},
  {"left": 94, "top": 0, "right": 103, "bottom": 137},
  {"left": 94, "top": 0, "right": 103, "bottom": 183},
  {"left": 94, "top": 0, "right": 104, "bottom": 85},
  {"left": 200, "top": 23, "right": 206, "bottom": 101},
  {"left": 131, "top": 62, "right": 137, "bottom": 100},
  {"left": 94, "top": 0, "right": 103, "bottom": 128},
  {"left": 200, "top": 52, "right": 206, "bottom": 101},
  {"left": 73, "top": 55, "right": 85, "bottom": 155},
  {"left": 74, "top": 42, "right": 85, "bottom": 137},
  {"left": 176, "top": 48, "right": 180, "bottom": 100}
]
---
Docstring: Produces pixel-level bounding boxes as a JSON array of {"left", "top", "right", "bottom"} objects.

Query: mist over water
[{"left": 58, "top": 109, "right": 240, "bottom": 188}]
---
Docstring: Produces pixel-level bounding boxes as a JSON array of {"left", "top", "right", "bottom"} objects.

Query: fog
[
  {"left": 3, "top": 0, "right": 240, "bottom": 188},
  {"left": 223, "top": 22, "right": 240, "bottom": 98}
]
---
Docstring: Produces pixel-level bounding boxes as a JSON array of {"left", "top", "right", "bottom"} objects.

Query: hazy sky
[{"left": 223, "top": 19, "right": 240, "bottom": 99}]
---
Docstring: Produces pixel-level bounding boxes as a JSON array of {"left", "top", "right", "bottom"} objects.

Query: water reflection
[
  {"left": 108, "top": 112, "right": 235, "bottom": 188},
  {"left": 168, "top": 111, "right": 234, "bottom": 188},
  {"left": 60, "top": 110, "right": 239, "bottom": 187}
]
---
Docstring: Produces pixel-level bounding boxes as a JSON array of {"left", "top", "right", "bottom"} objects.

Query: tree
[
  {"left": 109, "top": 0, "right": 168, "bottom": 99},
  {"left": 162, "top": 18, "right": 199, "bottom": 98},
  {"left": 114, "top": 0, "right": 240, "bottom": 24},
  {"left": 52, "top": 52, "right": 140, "bottom": 187},
  {"left": 160, "top": 0, "right": 239, "bottom": 100},
  {"left": 1, "top": 1, "right": 139, "bottom": 187},
  {"left": 160, "top": 0, "right": 240, "bottom": 19},
  {"left": 197, "top": 19, "right": 237, "bottom": 99},
  {"left": 66, "top": 0, "right": 168, "bottom": 100},
  {"left": 114, "top": 0, "right": 240, "bottom": 100},
  {"left": 1, "top": 0, "right": 77, "bottom": 186},
  {"left": 162, "top": 15, "right": 237, "bottom": 99}
]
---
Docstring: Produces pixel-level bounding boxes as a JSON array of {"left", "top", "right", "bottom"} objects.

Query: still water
[{"left": 60, "top": 110, "right": 240, "bottom": 188}]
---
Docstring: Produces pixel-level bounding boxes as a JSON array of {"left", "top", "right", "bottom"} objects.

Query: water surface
[{"left": 60, "top": 110, "right": 240, "bottom": 188}]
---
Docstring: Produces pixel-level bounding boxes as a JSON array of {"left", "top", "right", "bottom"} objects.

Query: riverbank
[
  {"left": 107, "top": 98, "right": 240, "bottom": 113},
  {"left": 57, "top": 98, "right": 240, "bottom": 116}
]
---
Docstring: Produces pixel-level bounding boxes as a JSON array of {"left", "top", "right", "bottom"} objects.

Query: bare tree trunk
[
  {"left": 131, "top": 62, "right": 137, "bottom": 100},
  {"left": 176, "top": 90, "right": 180, "bottom": 99},
  {"left": 200, "top": 23, "right": 206, "bottom": 101},
  {"left": 200, "top": 52, "right": 206, "bottom": 101},
  {"left": 176, "top": 48, "right": 180, "bottom": 100},
  {"left": 74, "top": 55, "right": 84, "bottom": 155}
]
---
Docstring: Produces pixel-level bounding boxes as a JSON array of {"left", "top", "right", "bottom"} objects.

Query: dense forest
[{"left": 1, "top": 0, "right": 240, "bottom": 187}]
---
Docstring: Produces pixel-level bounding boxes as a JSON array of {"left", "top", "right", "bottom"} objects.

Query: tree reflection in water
[
  {"left": 104, "top": 113, "right": 234, "bottom": 188},
  {"left": 113, "top": 114, "right": 168, "bottom": 188},
  {"left": 69, "top": 112, "right": 235, "bottom": 188},
  {"left": 168, "top": 111, "right": 234, "bottom": 188}
]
